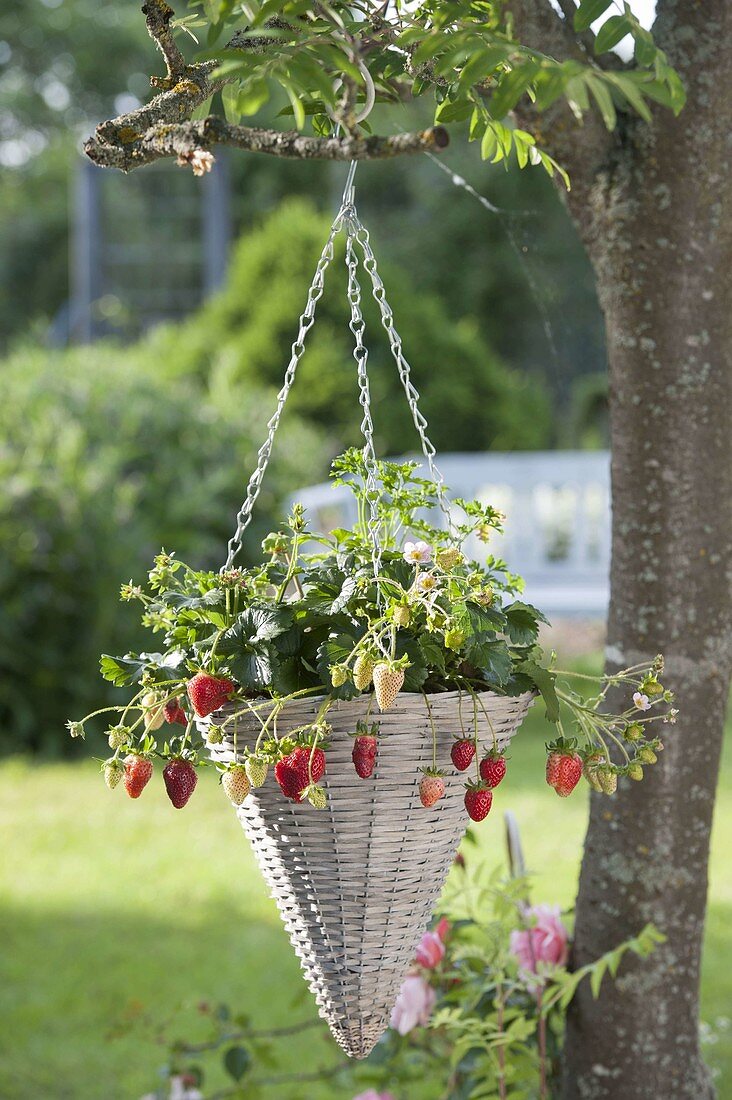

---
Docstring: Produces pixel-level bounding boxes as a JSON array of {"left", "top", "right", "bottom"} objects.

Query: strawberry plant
[{"left": 70, "top": 449, "right": 676, "bottom": 814}]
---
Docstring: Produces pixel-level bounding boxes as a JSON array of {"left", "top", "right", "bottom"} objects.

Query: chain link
[{"left": 343, "top": 212, "right": 383, "bottom": 591}]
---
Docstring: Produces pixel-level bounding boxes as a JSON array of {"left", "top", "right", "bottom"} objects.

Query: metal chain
[
  {"left": 223, "top": 218, "right": 341, "bottom": 568},
  {"left": 343, "top": 210, "right": 383, "bottom": 590},
  {"left": 350, "top": 215, "right": 456, "bottom": 536},
  {"left": 224, "top": 159, "right": 455, "bottom": 567}
]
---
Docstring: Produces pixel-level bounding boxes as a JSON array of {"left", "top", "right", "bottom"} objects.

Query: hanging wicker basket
[
  {"left": 203, "top": 688, "right": 534, "bottom": 1057},
  {"left": 193, "top": 158, "right": 539, "bottom": 1057}
]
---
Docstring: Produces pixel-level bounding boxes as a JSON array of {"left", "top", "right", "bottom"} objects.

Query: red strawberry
[
  {"left": 162, "top": 758, "right": 198, "bottom": 809},
  {"left": 186, "top": 672, "right": 234, "bottom": 718},
  {"left": 163, "top": 699, "right": 188, "bottom": 726},
  {"left": 123, "top": 754, "right": 153, "bottom": 799},
  {"left": 352, "top": 735, "right": 378, "bottom": 778},
  {"left": 275, "top": 746, "right": 326, "bottom": 802},
  {"left": 450, "top": 738, "right": 476, "bottom": 772},
  {"left": 464, "top": 782, "right": 493, "bottom": 822},
  {"left": 479, "top": 751, "right": 507, "bottom": 789},
  {"left": 546, "top": 745, "right": 583, "bottom": 798},
  {"left": 419, "top": 772, "right": 445, "bottom": 808}
]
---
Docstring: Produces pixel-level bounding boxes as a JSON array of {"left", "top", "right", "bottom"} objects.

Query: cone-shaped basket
[{"left": 204, "top": 688, "right": 533, "bottom": 1058}]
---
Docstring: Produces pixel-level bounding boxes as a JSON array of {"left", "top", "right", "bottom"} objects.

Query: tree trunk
[{"left": 559, "top": 3, "right": 732, "bottom": 1096}]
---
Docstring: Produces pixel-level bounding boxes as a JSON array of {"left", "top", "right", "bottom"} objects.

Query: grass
[{"left": 1, "top": 698, "right": 730, "bottom": 1099}]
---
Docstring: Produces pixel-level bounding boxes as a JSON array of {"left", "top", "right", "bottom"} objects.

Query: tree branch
[
  {"left": 142, "top": 0, "right": 188, "bottom": 85},
  {"left": 84, "top": 0, "right": 449, "bottom": 171},
  {"left": 85, "top": 115, "right": 449, "bottom": 171}
]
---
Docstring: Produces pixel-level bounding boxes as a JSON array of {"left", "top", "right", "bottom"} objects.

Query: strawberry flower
[
  {"left": 633, "top": 691, "right": 651, "bottom": 711},
  {"left": 403, "top": 540, "right": 433, "bottom": 564},
  {"left": 352, "top": 1092, "right": 396, "bottom": 1100}
]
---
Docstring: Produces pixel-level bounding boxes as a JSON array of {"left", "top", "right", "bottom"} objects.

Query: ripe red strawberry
[
  {"left": 546, "top": 744, "right": 583, "bottom": 798},
  {"left": 352, "top": 735, "right": 378, "bottom": 778},
  {"left": 186, "top": 672, "right": 234, "bottom": 718},
  {"left": 163, "top": 699, "right": 188, "bottom": 726},
  {"left": 479, "top": 751, "right": 507, "bottom": 789},
  {"left": 123, "top": 754, "right": 153, "bottom": 799},
  {"left": 419, "top": 772, "right": 446, "bottom": 808},
  {"left": 450, "top": 738, "right": 476, "bottom": 772},
  {"left": 163, "top": 758, "right": 198, "bottom": 809},
  {"left": 275, "top": 746, "right": 326, "bottom": 802},
  {"left": 464, "top": 782, "right": 493, "bottom": 822}
]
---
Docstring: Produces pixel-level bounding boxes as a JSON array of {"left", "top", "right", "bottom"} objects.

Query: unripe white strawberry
[
  {"left": 245, "top": 755, "right": 268, "bottom": 788},
  {"left": 330, "top": 665, "right": 348, "bottom": 687},
  {"left": 222, "top": 765, "right": 250, "bottom": 805},
  {"left": 107, "top": 725, "right": 129, "bottom": 751},
  {"left": 142, "top": 692, "right": 165, "bottom": 730},
  {"left": 104, "top": 761, "right": 123, "bottom": 790},
  {"left": 373, "top": 662, "right": 405, "bottom": 711},
  {"left": 353, "top": 653, "right": 375, "bottom": 691},
  {"left": 392, "top": 605, "right": 411, "bottom": 627}
]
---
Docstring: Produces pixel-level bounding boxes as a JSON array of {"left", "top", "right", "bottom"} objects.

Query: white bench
[{"left": 290, "top": 451, "right": 610, "bottom": 618}]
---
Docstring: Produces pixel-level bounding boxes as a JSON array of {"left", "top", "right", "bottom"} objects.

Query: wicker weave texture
[{"left": 205, "top": 689, "right": 534, "bottom": 1058}]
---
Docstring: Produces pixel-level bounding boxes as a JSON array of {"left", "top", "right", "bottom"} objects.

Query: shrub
[
  {"left": 146, "top": 199, "right": 552, "bottom": 455},
  {"left": 0, "top": 343, "right": 324, "bottom": 754}
]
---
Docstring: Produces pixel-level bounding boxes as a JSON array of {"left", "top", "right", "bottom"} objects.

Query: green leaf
[
  {"left": 489, "top": 60, "right": 541, "bottom": 119},
  {"left": 594, "top": 14, "right": 633, "bottom": 55},
  {"left": 231, "top": 607, "right": 293, "bottom": 646},
  {"left": 503, "top": 601, "right": 546, "bottom": 645},
  {"left": 585, "top": 73, "right": 616, "bottom": 130},
  {"left": 221, "top": 82, "right": 241, "bottom": 124},
  {"left": 99, "top": 651, "right": 185, "bottom": 687},
  {"left": 469, "top": 638, "right": 513, "bottom": 686},
  {"left": 279, "top": 78, "right": 305, "bottom": 130},
  {"left": 605, "top": 72, "right": 652, "bottom": 121},
  {"left": 590, "top": 958, "right": 607, "bottom": 998},
  {"left": 223, "top": 1044, "right": 251, "bottom": 1082},
  {"left": 419, "top": 634, "right": 447, "bottom": 676},
  {"left": 238, "top": 77, "right": 270, "bottom": 117},
  {"left": 227, "top": 647, "right": 274, "bottom": 690},
  {"left": 574, "top": 0, "right": 613, "bottom": 32}
]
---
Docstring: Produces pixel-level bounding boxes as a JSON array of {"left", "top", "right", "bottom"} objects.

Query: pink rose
[
  {"left": 509, "top": 905, "right": 569, "bottom": 977},
  {"left": 415, "top": 930, "right": 445, "bottom": 969},
  {"left": 352, "top": 1092, "right": 395, "bottom": 1100},
  {"left": 390, "top": 975, "right": 436, "bottom": 1035}
]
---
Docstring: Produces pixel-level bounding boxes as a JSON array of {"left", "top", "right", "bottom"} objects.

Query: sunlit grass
[{"left": 1, "top": 694, "right": 729, "bottom": 1098}]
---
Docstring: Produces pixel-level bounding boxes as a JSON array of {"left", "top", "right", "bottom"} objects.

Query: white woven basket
[{"left": 204, "top": 688, "right": 534, "bottom": 1058}]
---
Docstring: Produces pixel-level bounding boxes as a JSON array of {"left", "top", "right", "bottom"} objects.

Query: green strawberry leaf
[
  {"left": 504, "top": 601, "right": 548, "bottom": 645},
  {"left": 99, "top": 650, "right": 186, "bottom": 686},
  {"left": 467, "top": 638, "right": 513, "bottom": 686}
]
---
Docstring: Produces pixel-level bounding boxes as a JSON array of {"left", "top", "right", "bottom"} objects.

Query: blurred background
[{"left": 0, "top": 2, "right": 729, "bottom": 1097}]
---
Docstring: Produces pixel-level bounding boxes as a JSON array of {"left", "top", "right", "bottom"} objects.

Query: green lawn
[{"left": 1, "top": 699, "right": 730, "bottom": 1099}]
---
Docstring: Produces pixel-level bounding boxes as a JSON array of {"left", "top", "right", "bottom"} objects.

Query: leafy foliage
[
  {"left": 149, "top": 197, "right": 553, "bottom": 455},
  {"left": 0, "top": 343, "right": 324, "bottom": 754},
  {"left": 178, "top": 0, "right": 685, "bottom": 182}
]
